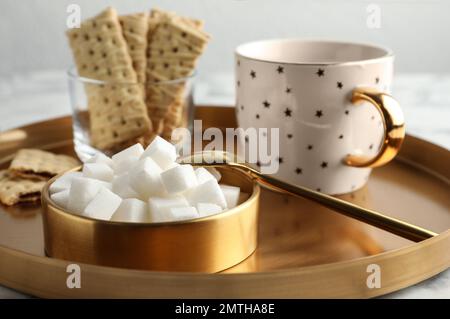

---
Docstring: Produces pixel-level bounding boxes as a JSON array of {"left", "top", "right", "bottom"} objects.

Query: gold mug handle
[{"left": 344, "top": 87, "right": 406, "bottom": 168}]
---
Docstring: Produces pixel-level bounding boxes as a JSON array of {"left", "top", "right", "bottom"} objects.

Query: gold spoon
[{"left": 180, "top": 151, "right": 437, "bottom": 242}]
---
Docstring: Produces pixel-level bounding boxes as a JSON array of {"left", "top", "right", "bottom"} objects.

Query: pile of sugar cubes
[{"left": 49, "top": 136, "right": 244, "bottom": 223}]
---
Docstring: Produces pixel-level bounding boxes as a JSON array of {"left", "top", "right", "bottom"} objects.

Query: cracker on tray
[
  {"left": 0, "top": 170, "right": 46, "bottom": 206},
  {"left": 9, "top": 149, "right": 79, "bottom": 180},
  {"left": 66, "top": 7, "right": 152, "bottom": 150}
]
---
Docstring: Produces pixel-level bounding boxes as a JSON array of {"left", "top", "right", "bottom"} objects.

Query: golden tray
[{"left": 0, "top": 106, "right": 449, "bottom": 298}]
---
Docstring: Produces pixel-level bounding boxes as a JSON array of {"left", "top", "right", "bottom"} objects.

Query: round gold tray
[{"left": 0, "top": 106, "right": 449, "bottom": 298}]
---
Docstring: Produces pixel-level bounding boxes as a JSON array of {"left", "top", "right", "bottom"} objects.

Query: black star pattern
[
  {"left": 284, "top": 108, "right": 292, "bottom": 117},
  {"left": 321, "top": 161, "right": 328, "bottom": 169},
  {"left": 316, "top": 68, "right": 325, "bottom": 77},
  {"left": 237, "top": 80, "right": 240, "bottom": 87},
  {"left": 295, "top": 167, "right": 302, "bottom": 174},
  {"left": 277, "top": 66, "right": 284, "bottom": 74},
  {"left": 375, "top": 77, "right": 380, "bottom": 84},
  {"left": 369, "top": 144, "right": 374, "bottom": 150},
  {"left": 315, "top": 110, "right": 323, "bottom": 118},
  {"left": 237, "top": 60, "right": 240, "bottom": 66},
  {"left": 345, "top": 110, "right": 350, "bottom": 115},
  {"left": 287, "top": 134, "right": 293, "bottom": 139},
  {"left": 307, "top": 144, "right": 313, "bottom": 150},
  {"left": 339, "top": 134, "right": 344, "bottom": 139},
  {"left": 263, "top": 100, "right": 271, "bottom": 108},
  {"left": 277, "top": 157, "right": 283, "bottom": 164},
  {"left": 240, "top": 105, "right": 244, "bottom": 111},
  {"left": 250, "top": 70, "right": 256, "bottom": 79},
  {"left": 337, "top": 82, "right": 343, "bottom": 89},
  {"left": 256, "top": 114, "right": 260, "bottom": 119},
  {"left": 256, "top": 161, "right": 261, "bottom": 167},
  {"left": 244, "top": 136, "right": 249, "bottom": 143},
  {"left": 286, "top": 87, "right": 292, "bottom": 94}
]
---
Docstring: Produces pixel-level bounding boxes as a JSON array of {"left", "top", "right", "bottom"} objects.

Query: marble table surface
[{"left": 0, "top": 70, "right": 448, "bottom": 299}]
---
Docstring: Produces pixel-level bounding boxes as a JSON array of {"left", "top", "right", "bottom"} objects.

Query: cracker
[
  {"left": 9, "top": 149, "right": 80, "bottom": 180},
  {"left": 148, "top": 8, "right": 204, "bottom": 34},
  {"left": 119, "top": 13, "right": 149, "bottom": 85},
  {"left": 0, "top": 170, "right": 46, "bottom": 206},
  {"left": 145, "top": 72, "right": 186, "bottom": 134},
  {"left": 146, "top": 8, "right": 209, "bottom": 83},
  {"left": 109, "top": 131, "right": 156, "bottom": 153},
  {"left": 145, "top": 11, "right": 209, "bottom": 136},
  {"left": 161, "top": 98, "right": 185, "bottom": 140},
  {"left": 147, "top": 59, "right": 195, "bottom": 78},
  {"left": 66, "top": 7, "right": 152, "bottom": 150},
  {"left": 148, "top": 8, "right": 164, "bottom": 36},
  {"left": 146, "top": 21, "right": 209, "bottom": 79}
]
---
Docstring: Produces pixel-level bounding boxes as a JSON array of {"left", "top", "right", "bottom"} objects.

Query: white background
[{"left": 1, "top": 0, "right": 450, "bottom": 78}]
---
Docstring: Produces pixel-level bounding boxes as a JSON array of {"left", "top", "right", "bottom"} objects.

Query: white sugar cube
[
  {"left": 206, "top": 167, "right": 222, "bottom": 182},
  {"left": 112, "top": 143, "right": 144, "bottom": 165},
  {"left": 67, "top": 177, "right": 106, "bottom": 214},
  {"left": 113, "top": 156, "right": 139, "bottom": 175},
  {"left": 82, "top": 163, "right": 114, "bottom": 182},
  {"left": 49, "top": 171, "right": 82, "bottom": 194},
  {"left": 129, "top": 157, "right": 164, "bottom": 198},
  {"left": 98, "top": 181, "right": 112, "bottom": 190},
  {"left": 83, "top": 188, "right": 122, "bottom": 220},
  {"left": 220, "top": 184, "right": 241, "bottom": 209},
  {"left": 50, "top": 189, "right": 70, "bottom": 208},
  {"left": 194, "top": 167, "right": 216, "bottom": 185},
  {"left": 167, "top": 206, "right": 199, "bottom": 221},
  {"left": 111, "top": 198, "right": 149, "bottom": 223},
  {"left": 164, "top": 162, "right": 180, "bottom": 170},
  {"left": 85, "top": 153, "right": 113, "bottom": 167},
  {"left": 141, "top": 136, "right": 177, "bottom": 170},
  {"left": 112, "top": 173, "right": 140, "bottom": 199},
  {"left": 197, "top": 202, "right": 222, "bottom": 217},
  {"left": 186, "top": 179, "right": 227, "bottom": 209},
  {"left": 160, "top": 164, "right": 197, "bottom": 194},
  {"left": 148, "top": 196, "right": 189, "bottom": 222}
]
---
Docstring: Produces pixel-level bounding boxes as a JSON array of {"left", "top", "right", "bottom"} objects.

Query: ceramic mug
[{"left": 235, "top": 39, "right": 405, "bottom": 195}]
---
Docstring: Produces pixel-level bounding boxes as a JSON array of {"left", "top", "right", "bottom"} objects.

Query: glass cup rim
[{"left": 67, "top": 66, "right": 196, "bottom": 86}]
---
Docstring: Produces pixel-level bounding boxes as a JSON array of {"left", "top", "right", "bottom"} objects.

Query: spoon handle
[{"left": 232, "top": 163, "right": 437, "bottom": 242}]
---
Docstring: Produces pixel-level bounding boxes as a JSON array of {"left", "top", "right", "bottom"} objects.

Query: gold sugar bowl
[{"left": 41, "top": 166, "right": 259, "bottom": 273}]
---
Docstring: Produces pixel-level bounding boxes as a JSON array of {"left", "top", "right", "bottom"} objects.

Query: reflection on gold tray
[{"left": 0, "top": 106, "right": 449, "bottom": 298}]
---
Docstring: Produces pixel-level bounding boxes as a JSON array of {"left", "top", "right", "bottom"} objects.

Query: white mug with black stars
[{"left": 235, "top": 39, "right": 405, "bottom": 195}]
